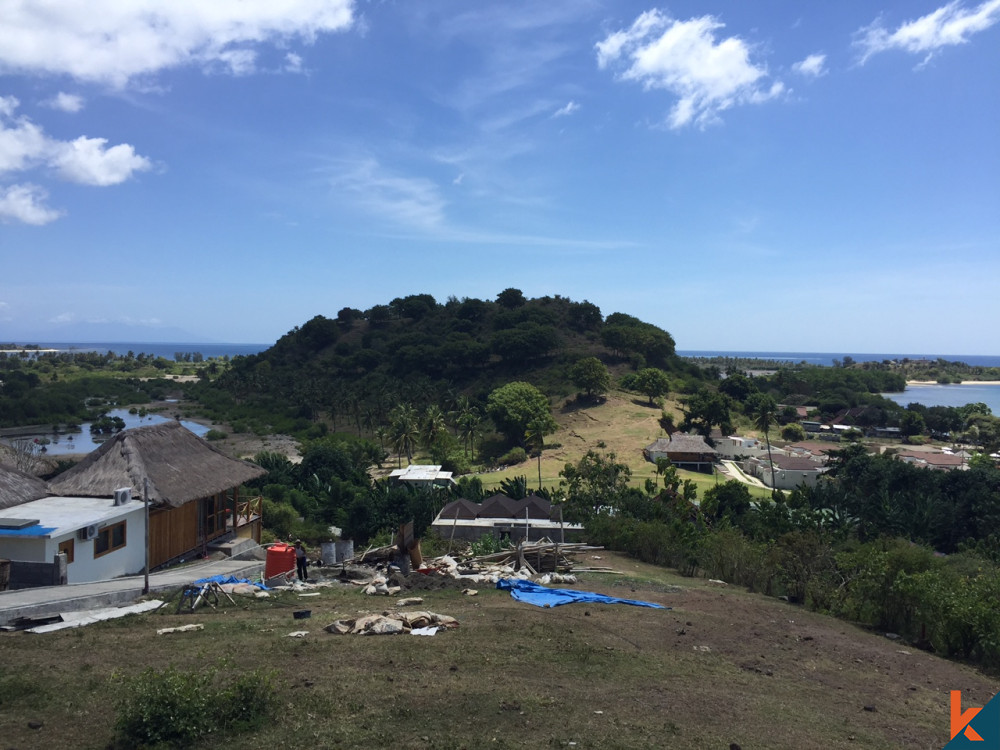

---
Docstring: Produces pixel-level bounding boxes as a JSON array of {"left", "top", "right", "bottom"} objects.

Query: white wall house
[
  {"left": 388, "top": 465, "right": 456, "bottom": 488},
  {"left": 0, "top": 493, "right": 147, "bottom": 584},
  {"left": 746, "top": 454, "right": 828, "bottom": 491},
  {"left": 713, "top": 436, "right": 767, "bottom": 460}
]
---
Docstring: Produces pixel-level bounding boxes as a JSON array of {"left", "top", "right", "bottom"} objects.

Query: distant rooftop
[{"left": 388, "top": 464, "right": 455, "bottom": 485}]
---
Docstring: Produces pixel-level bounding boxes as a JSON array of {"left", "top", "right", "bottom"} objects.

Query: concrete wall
[
  {"left": 9, "top": 556, "right": 67, "bottom": 589},
  {"left": 64, "top": 506, "right": 147, "bottom": 584}
]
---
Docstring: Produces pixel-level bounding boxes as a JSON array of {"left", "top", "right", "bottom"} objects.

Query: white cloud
[
  {"left": 792, "top": 53, "right": 827, "bottom": 77},
  {"left": 552, "top": 100, "right": 580, "bottom": 118},
  {"left": 0, "top": 98, "right": 151, "bottom": 222},
  {"left": 0, "top": 0, "right": 355, "bottom": 87},
  {"left": 42, "top": 92, "right": 86, "bottom": 113},
  {"left": 52, "top": 136, "right": 152, "bottom": 186},
  {"left": 0, "top": 184, "right": 62, "bottom": 225},
  {"left": 284, "top": 52, "right": 304, "bottom": 74},
  {"left": 329, "top": 157, "right": 446, "bottom": 231},
  {"left": 0, "top": 98, "right": 151, "bottom": 185},
  {"left": 0, "top": 98, "right": 49, "bottom": 173},
  {"left": 596, "top": 10, "right": 782, "bottom": 129},
  {"left": 856, "top": 0, "right": 1000, "bottom": 64}
]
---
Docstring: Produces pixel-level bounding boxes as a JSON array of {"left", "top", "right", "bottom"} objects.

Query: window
[{"left": 94, "top": 521, "right": 127, "bottom": 558}]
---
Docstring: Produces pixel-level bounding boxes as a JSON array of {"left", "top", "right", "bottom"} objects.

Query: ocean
[
  {"left": 10, "top": 342, "right": 270, "bottom": 359},
  {"left": 677, "top": 350, "right": 1000, "bottom": 368},
  {"left": 15, "top": 345, "right": 1000, "bottom": 367}
]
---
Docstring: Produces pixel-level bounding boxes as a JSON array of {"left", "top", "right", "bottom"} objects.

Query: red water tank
[{"left": 265, "top": 543, "right": 296, "bottom": 579}]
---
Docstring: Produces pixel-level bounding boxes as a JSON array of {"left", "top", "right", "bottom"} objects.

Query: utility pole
[{"left": 143, "top": 477, "right": 150, "bottom": 595}]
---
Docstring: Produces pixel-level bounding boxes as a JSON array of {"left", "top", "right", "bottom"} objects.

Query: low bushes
[
  {"left": 112, "top": 663, "right": 278, "bottom": 748},
  {"left": 587, "top": 514, "right": 1000, "bottom": 671}
]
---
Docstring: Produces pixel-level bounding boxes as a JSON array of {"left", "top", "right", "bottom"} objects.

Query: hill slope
[{"left": 0, "top": 553, "right": 992, "bottom": 749}]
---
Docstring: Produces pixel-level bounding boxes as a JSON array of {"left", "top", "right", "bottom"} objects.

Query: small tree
[
  {"left": 635, "top": 367, "right": 670, "bottom": 405},
  {"left": 570, "top": 357, "right": 611, "bottom": 400},
  {"left": 486, "top": 381, "right": 556, "bottom": 446}
]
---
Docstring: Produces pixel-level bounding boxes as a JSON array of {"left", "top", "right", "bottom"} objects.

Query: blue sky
[{"left": 1, "top": 1, "right": 998, "bottom": 354}]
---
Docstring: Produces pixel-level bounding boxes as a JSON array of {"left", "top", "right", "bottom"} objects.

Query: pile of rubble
[{"left": 325, "top": 540, "right": 608, "bottom": 596}]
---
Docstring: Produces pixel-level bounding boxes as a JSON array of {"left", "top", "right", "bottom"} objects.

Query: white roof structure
[
  {"left": 388, "top": 465, "right": 455, "bottom": 485},
  {"left": 0, "top": 495, "right": 138, "bottom": 539}
]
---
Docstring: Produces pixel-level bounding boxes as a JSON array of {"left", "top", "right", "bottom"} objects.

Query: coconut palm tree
[
  {"left": 748, "top": 393, "right": 778, "bottom": 489},
  {"left": 390, "top": 403, "right": 419, "bottom": 467},
  {"left": 525, "top": 417, "right": 548, "bottom": 491}
]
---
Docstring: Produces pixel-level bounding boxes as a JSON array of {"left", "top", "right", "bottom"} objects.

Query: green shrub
[
  {"left": 112, "top": 664, "right": 278, "bottom": 748},
  {"left": 205, "top": 429, "right": 227, "bottom": 441},
  {"left": 498, "top": 446, "right": 527, "bottom": 465}
]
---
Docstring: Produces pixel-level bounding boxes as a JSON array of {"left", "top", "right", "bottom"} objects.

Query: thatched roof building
[
  {"left": 49, "top": 421, "right": 265, "bottom": 508},
  {"left": 0, "top": 463, "right": 53, "bottom": 510}
]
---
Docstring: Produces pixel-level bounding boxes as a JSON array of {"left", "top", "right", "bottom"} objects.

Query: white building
[
  {"left": 388, "top": 464, "right": 456, "bottom": 488},
  {"left": 713, "top": 435, "right": 766, "bottom": 460},
  {"left": 0, "top": 491, "right": 147, "bottom": 584}
]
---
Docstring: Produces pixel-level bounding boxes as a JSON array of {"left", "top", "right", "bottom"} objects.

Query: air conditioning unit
[
  {"left": 113, "top": 487, "right": 132, "bottom": 506},
  {"left": 78, "top": 524, "right": 99, "bottom": 541}
]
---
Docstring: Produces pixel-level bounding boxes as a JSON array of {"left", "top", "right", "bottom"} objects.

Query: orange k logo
[{"left": 952, "top": 690, "right": 984, "bottom": 741}]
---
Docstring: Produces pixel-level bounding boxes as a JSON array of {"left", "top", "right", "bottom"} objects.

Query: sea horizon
[
  {"left": 5, "top": 342, "right": 1000, "bottom": 369},
  {"left": 677, "top": 350, "right": 1000, "bottom": 369}
]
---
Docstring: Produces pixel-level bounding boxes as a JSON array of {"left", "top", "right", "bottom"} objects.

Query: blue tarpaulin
[
  {"left": 194, "top": 574, "right": 268, "bottom": 590},
  {"left": 496, "top": 578, "right": 668, "bottom": 609}
]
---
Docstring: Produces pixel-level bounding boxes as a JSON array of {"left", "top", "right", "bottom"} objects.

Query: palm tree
[
  {"left": 525, "top": 417, "right": 548, "bottom": 491},
  {"left": 748, "top": 393, "right": 778, "bottom": 489},
  {"left": 390, "top": 403, "right": 419, "bottom": 467},
  {"left": 458, "top": 409, "right": 481, "bottom": 458},
  {"left": 422, "top": 405, "right": 447, "bottom": 449}
]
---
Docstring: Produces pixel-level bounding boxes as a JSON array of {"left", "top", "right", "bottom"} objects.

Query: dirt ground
[{"left": 1, "top": 551, "right": 995, "bottom": 749}]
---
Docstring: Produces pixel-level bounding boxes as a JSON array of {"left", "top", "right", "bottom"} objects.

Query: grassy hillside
[
  {"left": 463, "top": 390, "right": 770, "bottom": 501},
  {"left": 0, "top": 553, "right": 993, "bottom": 749}
]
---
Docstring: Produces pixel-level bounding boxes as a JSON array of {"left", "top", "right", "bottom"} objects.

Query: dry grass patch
[
  {"left": 479, "top": 392, "right": 770, "bottom": 500},
  {"left": 0, "top": 553, "right": 994, "bottom": 748}
]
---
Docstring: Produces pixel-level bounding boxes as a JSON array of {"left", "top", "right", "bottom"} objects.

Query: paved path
[
  {"left": 718, "top": 459, "right": 769, "bottom": 488},
  {"left": 0, "top": 557, "right": 265, "bottom": 626}
]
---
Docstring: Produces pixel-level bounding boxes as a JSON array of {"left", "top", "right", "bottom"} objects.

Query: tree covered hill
[{"left": 195, "top": 290, "right": 705, "bottom": 433}]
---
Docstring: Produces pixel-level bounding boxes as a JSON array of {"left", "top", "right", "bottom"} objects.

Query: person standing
[{"left": 295, "top": 540, "right": 308, "bottom": 581}]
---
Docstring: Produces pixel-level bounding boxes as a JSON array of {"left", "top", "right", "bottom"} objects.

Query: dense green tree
[
  {"left": 496, "top": 287, "right": 526, "bottom": 309},
  {"left": 635, "top": 367, "right": 671, "bottom": 405},
  {"left": 486, "top": 381, "right": 556, "bottom": 445},
  {"left": 570, "top": 356, "right": 611, "bottom": 399},
  {"left": 559, "top": 450, "right": 632, "bottom": 521},
  {"left": 700, "top": 480, "right": 753, "bottom": 526},
  {"left": 680, "top": 389, "right": 733, "bottom": 438},
  {"left": 900, "top": 410, "right": 926, "bottom": 439},
  {"left": 719, "top": 373, "right": 758, "bottom": 402}
]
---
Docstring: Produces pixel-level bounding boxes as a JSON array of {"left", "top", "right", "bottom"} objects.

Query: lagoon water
[
  {"left": 5, "top": 408, "right": 210, "bottom": 456},
  {"left": 881, "top": 383, "right": 1000, "bottom": 415}
]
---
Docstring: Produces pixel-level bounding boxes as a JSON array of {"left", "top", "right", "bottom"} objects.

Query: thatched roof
[
  {"left": 666, "top": 434, "right": 717, "bottom": 455},
  {"left": 49, "top": 422, "right": 266, "bottom": 509},
  {"left": 0, "top": 463, "right": 53, "bottom": 510}
]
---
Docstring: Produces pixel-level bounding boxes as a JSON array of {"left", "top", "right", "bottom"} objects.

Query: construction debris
[
  {"left": 21, "top": 600, "right": 165, "bottom": 634},
  {"left": 325, "top": 610, "right": 459, "bottom": 636},
  {"left": 157, "top": 623, "right": 204, "bottom": 635},
  {"left": 341, "top": 540, "right": 605, "bottom": 593}
]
